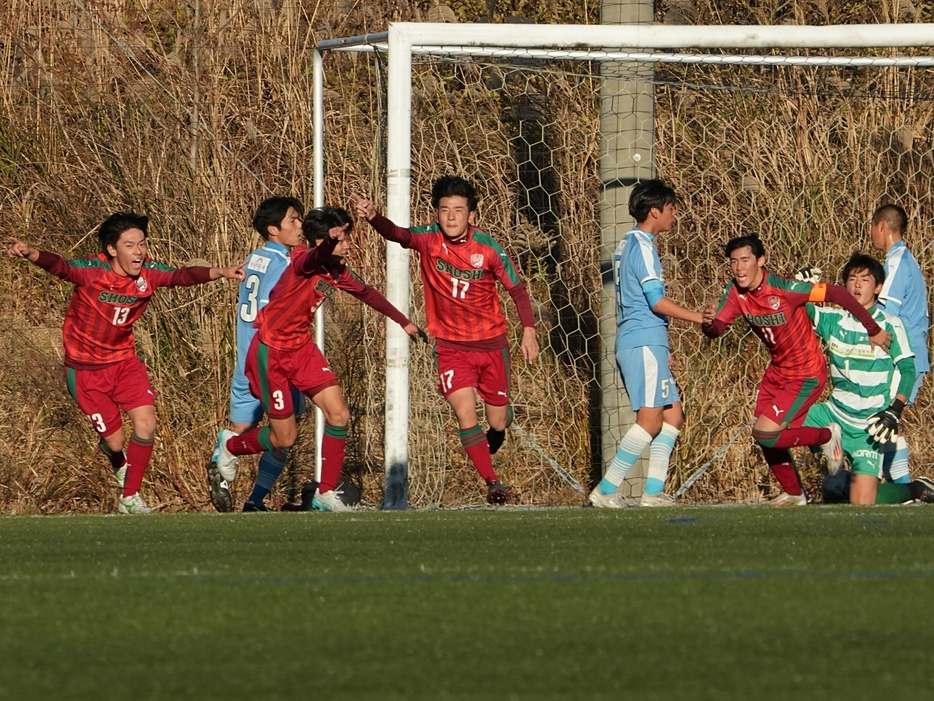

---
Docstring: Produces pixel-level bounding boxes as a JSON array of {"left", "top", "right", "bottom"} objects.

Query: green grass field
[{"left": 2, "top": 506, "right": 934, "bottom": 700}]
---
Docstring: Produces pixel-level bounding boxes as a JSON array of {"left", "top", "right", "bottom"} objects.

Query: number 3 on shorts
[
  {"left": 440, "top": 369, "right": 455, "bottom": 392},
  {"left": 87, "top": 413, "right": 107, "bottom": 433},
  {"left": 272, "top": 390, "right": 285, "bottom": 411}
]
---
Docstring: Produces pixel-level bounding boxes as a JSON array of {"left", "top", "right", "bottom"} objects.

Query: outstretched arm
[
  {"left": 652, "top": 297, "right": 703, "bottom": 325},
  {"left": 353, "top": 194, "right": 413, "bottom": 247},
  {"left": 8, "top": 240, "right": 79, "bottom": 281}
]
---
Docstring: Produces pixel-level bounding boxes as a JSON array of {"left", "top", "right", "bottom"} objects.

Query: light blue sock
[
  {"left": 247, "top": 448, "right": 289, "bottom": 504},
  {"left": 600, "top": 424, "right": 654, "bottom": 494},
  {"left": 887, "top": 436, "right": 910, "bottom": 483},
  {"left": 645, "top": 423, "right": 680, "bottom": 496}
]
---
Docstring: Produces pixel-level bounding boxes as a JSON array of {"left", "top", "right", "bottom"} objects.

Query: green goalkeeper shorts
[{"left": 804, "top": 403, "right": 882, "bottom": 478}]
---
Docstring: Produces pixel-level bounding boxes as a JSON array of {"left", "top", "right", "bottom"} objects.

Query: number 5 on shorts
[{"left": 661, "top": 378, "right": 670, "bottom": 400}]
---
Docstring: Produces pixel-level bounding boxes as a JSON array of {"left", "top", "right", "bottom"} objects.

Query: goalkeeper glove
[
  {"left": 794, "top": 265, "right": 823, "bottom": 284},
  {"left": 866, "top": 398, "right": 904, "bottom": 445}
]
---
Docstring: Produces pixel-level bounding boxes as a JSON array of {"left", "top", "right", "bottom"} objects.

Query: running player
[
  {"left": 7, "top": 212, "right": 245, "bottom": 514},
  {"left": 214, "top": 207, "right": 424, "bottom": 513},
  {"left": 207, "top": 195, "right": 307, "bottom": 512},
  {"left": 702, "top": 235, "right": 890, "bottom": 505},
  {"left": 802, "top": 253, "right": 934, "bottom": 504},
  {"left": 590, "top": 179, "right": 704, "bottom": 509},
  {"left": 354, "top": 175, "right": 539, "bottom": 504},
  {"left": 870, "top": 204, "right": 929, "bottom": 483}
]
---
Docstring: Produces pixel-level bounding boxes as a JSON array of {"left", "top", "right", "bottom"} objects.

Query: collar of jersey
[
  {"left": 886, "top": 240, "right": 906, "bottom": 258},
  {"left": 631, "top": 227, "right": 656, "bottom": 241},
  {"left": 261, "top": 241, "right": 291, "bottom": 256}
]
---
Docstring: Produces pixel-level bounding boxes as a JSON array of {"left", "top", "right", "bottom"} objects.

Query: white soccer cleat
[
  {"left": 114, "top": 464, "right": 127, "bottom": 489},
  {"left": 588, "top": 487, "right": 630, "bottom": 509},
  {"left": 216, "top": 429, "right": 239, "bottom": 482},
  {"left": 639, "top": 491, "right": 677, "bottom": 507},
  {"left": 118, "top": 492, "right": 153, "bottom": 515},
  {"left": 768, "top": 492, "right": 807, "bottom": 507},
  {"left": 821, "top": 422, "right": 844, "bottom": 476},
  {"left": 311, "top": 488, "right": 350, "bottom": 513}
]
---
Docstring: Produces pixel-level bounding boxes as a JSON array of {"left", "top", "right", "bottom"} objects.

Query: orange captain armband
[{"left": 808, "top": 282, "right": 827, "bottom": 303}]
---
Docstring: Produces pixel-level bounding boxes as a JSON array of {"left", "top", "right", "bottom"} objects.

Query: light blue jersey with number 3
[{"left": 230, "top": 241, "right": 291, "bottom": 422}]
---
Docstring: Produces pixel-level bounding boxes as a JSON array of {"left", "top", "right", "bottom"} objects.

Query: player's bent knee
[{"left": 751, "top": 428, "right": 780, "bottom": 448}]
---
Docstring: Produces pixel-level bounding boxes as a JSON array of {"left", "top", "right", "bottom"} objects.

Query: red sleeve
[
  {"left": 368, "top": 213, "right": 414, "bottom": 248},
  {"left": 335, "top": 268, "right": 411, "bottom": 328},
  {"left": 507, "top": 282, "right": 535, "bottom": 328},
  {"left": 819, "top": 283, "right": 883, "bottom": 337},
  {"left": 33, "top": 251, "right": 75, "bottom": 281},
  {"left": 293, "top": 239, "right": 339, "bottom": 277},
  {"left": 702, "top": 286, "right": 740, "bottom": 338},
  {"left": 165, "top": 266, "right": 213, "bottom": 287}
]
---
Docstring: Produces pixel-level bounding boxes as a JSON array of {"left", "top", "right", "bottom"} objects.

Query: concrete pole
[{"left": 599, "top": 0, "right": 655, "bottom": 498}]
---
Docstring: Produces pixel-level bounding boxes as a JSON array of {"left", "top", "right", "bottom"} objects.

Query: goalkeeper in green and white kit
[{"left": 801, "top": 253, "right": 934, "bottom": 505}]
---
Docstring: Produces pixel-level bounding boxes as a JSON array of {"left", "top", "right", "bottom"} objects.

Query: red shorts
[
  {"left": 754, "top": 365, "right": 826, "bottom": 428},
  {"left": 434, "top": 345, "right": 511, "bottom": 405},
  {"left": 64, "top": 355, "right": 155, "bottom": 437},
  {"left": 245, "top": 337, "right": 338, "bottom": 419}
]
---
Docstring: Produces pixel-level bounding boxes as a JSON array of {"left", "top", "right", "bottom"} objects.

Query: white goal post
[{"left": 313, "top": 22, "right": 934, "bottom": 509}]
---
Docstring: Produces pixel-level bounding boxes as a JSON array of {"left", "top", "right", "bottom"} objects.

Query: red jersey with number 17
[
  {"left": 368, "top": 214, "right": 532, "bottom": 345},
  {"left": 705, "top": 272, "right": 829, "bottom": 379},
  {"left": 33, "top": 251, "right": 214, "bottom": 369}
]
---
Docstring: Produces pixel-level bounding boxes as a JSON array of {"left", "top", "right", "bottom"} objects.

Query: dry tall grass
[{"left": 1, "top": 0, "right": 932, "bottom": 511}]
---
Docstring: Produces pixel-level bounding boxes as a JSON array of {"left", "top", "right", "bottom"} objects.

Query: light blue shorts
[
  {"left": 229, "top": 370, "right": 305, "bottom": 425},
  {"left": 615, "top": 345, "right": 680, "bottom": 411}
]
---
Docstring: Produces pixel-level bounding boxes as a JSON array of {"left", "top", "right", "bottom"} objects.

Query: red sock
[
  {"left": 228, "top": 428, "right": 266, "bottom": 456},
  {"left": 123, "top": 433, "right": 154, "bottom": 497},
  {"left": 460, "top": 425, "right": 498, "bottom": 484},
  {"left": 319, "top": 424, "right": 347, "bottom": 493},
  {"left": 765, "top": 426, "right": 830, "bottom": 450},
  {"left": 761, "top": 447, "right": 803, "bottom": 496}
]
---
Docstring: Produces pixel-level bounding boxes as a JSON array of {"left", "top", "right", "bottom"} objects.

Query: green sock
[{"left": 875, "top": 483, "right": 911, "bottom": 505}]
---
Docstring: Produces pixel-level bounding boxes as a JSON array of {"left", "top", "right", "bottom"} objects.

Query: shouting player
[
  {"left": 355, "top": 175, "right": 539, "bottom": 504},
  {"left": 702, "top": 235, "right": 890, "bottom": 505},
  {"left": 8, "top": 212, "right": 244, "bottom": 514},
  {"left": 214, "top": 206, "right": 424, "bottom": 513}
]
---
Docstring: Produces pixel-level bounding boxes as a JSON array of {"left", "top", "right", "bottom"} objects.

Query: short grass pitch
[{"left": 1, "top": 506, "right": 933, "bottom": 700}]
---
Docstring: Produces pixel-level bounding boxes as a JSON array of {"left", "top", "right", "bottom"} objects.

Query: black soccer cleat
[
  {"left": 207, "top": 461, "right": 233, "bottom": 513},
  {"left": 486, "top": 428, "right": 506, "bottom": 455},
  {"left": 912, "top": 476, "right": 934, "bottom": 504},
  {"left": 486, "top": 480, "right": 510, "bottom": 505},
  {"left": 242, "top": 500, "right": 275, "bottom": 512}
]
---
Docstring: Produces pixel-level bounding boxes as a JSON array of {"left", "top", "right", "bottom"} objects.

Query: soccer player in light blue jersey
[
  {"left": 870, "top": 204, "right": 929, "bottom": 484},
  {"left": 589, "top": 180, "right": 704, "bottom": 508},
  {"left": 207, "top": 196, "right": 307, "bottom": 512}
]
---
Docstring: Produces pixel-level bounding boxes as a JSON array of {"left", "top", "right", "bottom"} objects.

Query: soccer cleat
[
  {"left": 639, "top": 491, "right": 677, "bottom": 507},
  {"left": 821, "top": 422, "right": 844, "bottom": 475},
  {"left": 118, "top": 492, "right": 153, "bottom": 515},
  {"left": 913, "top": 477, "right": 934, "bottom": 504},
  {"left": 311, "top": 488, "right": 351, "bottom": 513},
  {"left": 588, "top": 486, "right": 629, "bottom": 509},
  {"left": 486, "top": 480, "right": 510, "bottom": 505},
  {"left": 215, "top": 429, "right": 239, "bottom": 482},
  {"left": 768, "top": 491, "right": 808, "bottom": 506},
  {"left": 207, "top": 461, "right": 233, "bottom": 513},
  {"left": 242, "top": 500, "right": 275, "bottom": 512},
  {"left": 113, "top": 463, "right": 127, "bottom": 489},
  {"left": 486, "top": 428, "right": 506, "bottom": 455}
]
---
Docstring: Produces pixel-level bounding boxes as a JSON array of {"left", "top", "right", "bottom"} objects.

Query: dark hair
[
  {"left": 842, "top": 252, "right": 885, "bottom": 288},
  {"left": 323, "top": 206, "right": 353, "bottom": 233},
  {"left": 302, "top": 207, "right": 340, "bottom": 243},
  {"left": 872, "top": 203, "right": 907, "bottom": 235},
  {"left": 431, "top": 175, "right": 478, "bottom": 212},
  {"left": 628, "top": 179, "right": 677, "bottom": 223},
  {"left": 724, "top": 235, "right": 766, "bottom": 259},
  {"left": 252, "top": 196, "right": 304, "bottom": 241},
  {"left": 98, "top": 212, "right": 149, "bottom": 256}
]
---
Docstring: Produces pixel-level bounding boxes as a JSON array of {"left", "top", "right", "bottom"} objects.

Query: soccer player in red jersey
[
  {"left": 215, "top": 206, "right": 425, "bottom": 512},
  {"left": 7, "top": 212, "right": 245, "bottom": 514},
  {"left": 702, "top": 235, "right": 890, "bottom": 505},
  {"left": 354, "top": 175, "right": 539, "bottom": 504}
]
